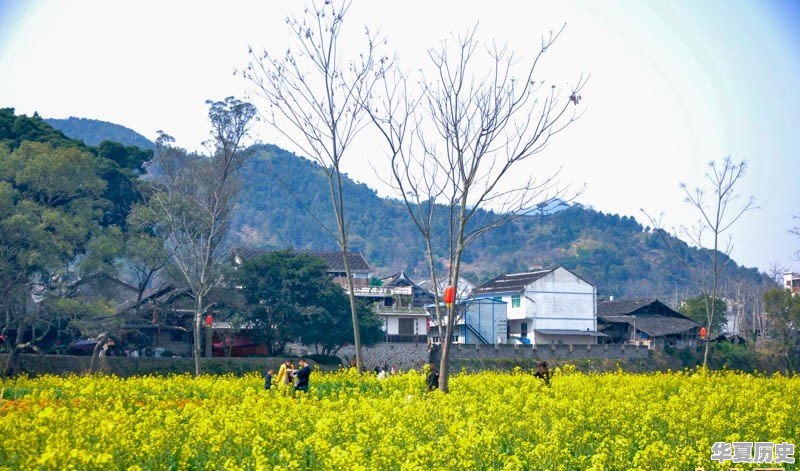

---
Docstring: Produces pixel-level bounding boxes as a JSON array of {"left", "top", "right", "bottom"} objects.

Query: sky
[{"left": 1, "top": 0, "right": 798, "bottom": 274}]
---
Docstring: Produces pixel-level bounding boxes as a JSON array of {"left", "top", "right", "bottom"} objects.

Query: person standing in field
[
  {"left": 264, "top": 368, "right": 275, "bottom": 390},
  {"left": 275, "top": 360, "right": 293, "bottom": 389},
  {"left": 534, "top": 361, "right": 550, "bottom": 386},
  {"left": 293, "top": 358, "right": 312, "bottom": 394},
  {"left": 425, "top": 362, "right": 439, "bottom": 393}
]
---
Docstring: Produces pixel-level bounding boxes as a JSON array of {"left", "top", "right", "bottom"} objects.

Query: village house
[
  {"left": 596, "top": 298, "right": 699, "bottom": 349},
  {"left": 356, "top": 271, "right": 432, "bottom": 343},
  {"left": 471, "top": 266, "right": 607, "bottom": 345}
]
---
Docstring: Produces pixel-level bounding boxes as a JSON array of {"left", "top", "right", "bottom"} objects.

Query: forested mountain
[
  {"left": 44, "top": 116, "right": 769, "bottom": 301},
  {"left": 232, "top": 145, "right": 768, "bottom": 300},
  {"left": 45, "top": 117, "right": 155, "bottom": 150}
]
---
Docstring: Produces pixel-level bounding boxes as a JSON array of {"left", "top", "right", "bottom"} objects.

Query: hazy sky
[{"left": 1, "top": 0, "right": 798, "bottom": 274}]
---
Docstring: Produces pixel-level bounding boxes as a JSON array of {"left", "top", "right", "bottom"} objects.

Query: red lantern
[
  {"left": 699, "top": 327, "right": 707, "bottom": 339},
  {"left": 205, "top": 315, "right": 213, "bottom": 327},
  {"left": 443, "top": 286, "right": 456, "bottom": 306}
]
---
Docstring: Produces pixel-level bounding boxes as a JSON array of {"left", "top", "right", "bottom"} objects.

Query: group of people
[
  {"left": 264, "top": 358, "right": 550, "bottom": 395},
  {"left": 264, "top": 358, "right": 312, "bottom": 394}
]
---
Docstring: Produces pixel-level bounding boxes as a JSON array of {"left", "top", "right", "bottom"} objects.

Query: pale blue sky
[{"left": 1, "top": 0, "right": 798, "bottom": 274}]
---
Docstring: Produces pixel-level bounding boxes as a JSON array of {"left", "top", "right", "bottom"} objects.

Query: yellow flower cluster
[{"left": 0, "top": 368, "right": 797, "bottom": 470}]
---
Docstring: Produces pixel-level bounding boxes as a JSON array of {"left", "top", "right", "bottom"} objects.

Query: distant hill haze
[{"left": 51, "top": 119, "right": 769, "bottom": 303}]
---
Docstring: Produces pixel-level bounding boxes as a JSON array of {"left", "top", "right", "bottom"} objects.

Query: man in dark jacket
[{"left": 293, "top": 358, "right": 312, "bottom": 393}]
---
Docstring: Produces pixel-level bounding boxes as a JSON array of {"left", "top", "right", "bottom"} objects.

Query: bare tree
[
  {"left": 242, "top": 0, "right": 383, "bottom": 371},
  {"left": 369, "top": 26, "right": 585, "bottom": 392},
  {"left": 147, "top": 97, "right": 256, "bottom": 376},
  {"left": 792, "top": 214, "right": 800, "bottom": 263},
  {"left": 644, "top": 158, "right": 756, "bottom": 367}
]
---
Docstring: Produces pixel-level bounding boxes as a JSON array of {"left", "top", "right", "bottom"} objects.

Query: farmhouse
[
  {"left": 472, "top": 267, "right": 607, "bottom": 345},
  {"left": 596, "top": 298, "right": 699, "bottom": 349}
]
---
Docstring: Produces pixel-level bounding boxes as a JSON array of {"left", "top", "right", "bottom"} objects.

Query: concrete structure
[
  {"left": 429, "top": 298, "right": 508, "bottom": 345},
  {"left": 473, "top": 267, "right": 606, "bottom": 345}
]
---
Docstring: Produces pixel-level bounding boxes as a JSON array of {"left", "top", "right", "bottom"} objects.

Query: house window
[
  {"left": 431, "top": 336, "right": 440, "bottom": 344},
  {"left": 521, "top": 322, "right": 528, "bottom": 337},
  {"left": 399, "top": 318, "right": 415, "bottom": 336},
  {"left": 511, "top": 295, "right": 521, "bottom": 308},
  {"left": 451, "top": 335, "right": 459, "bottom": 343},
  {"left": 493, "top": 296, "right": 502, "bottom": 302}
]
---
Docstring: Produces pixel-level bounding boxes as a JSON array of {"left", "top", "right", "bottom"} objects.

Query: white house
[{"left": 473, "top": 267, "right": 606, "bottom": 345}]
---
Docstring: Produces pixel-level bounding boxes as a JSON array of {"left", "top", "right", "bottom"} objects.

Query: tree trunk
[
  {"left": 342, "top": 250, "right": 363, "bottom": 372},
  {"left": 193, "top": 294, "right": 203, "bottom": 377},
  {"left": 3, "top": 346, "right": 20, "bottom": 377}
]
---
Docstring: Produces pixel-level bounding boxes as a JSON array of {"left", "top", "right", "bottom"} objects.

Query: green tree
[
  {"left": 0, "top": 142, "right": 107, "bottom": 375},
  {"left": 235, "top": 250, "right": 383, "bottom": 356},
  {"left": 763, "top": 288, "right": 800, "bottom": 372},
  {"left": 679, "top": 295, "right": 727, "bottom": 335}
]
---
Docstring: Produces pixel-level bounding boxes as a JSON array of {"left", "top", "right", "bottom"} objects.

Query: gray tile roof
[
  {"left": 597, "top": 298, "right": 684, "bottom": 318},
  {"left": 598, "top": 315, "right": 699, "bottom": 337},
  {"left": 474, "top": 268, "right": 556, "bottom": 294}
]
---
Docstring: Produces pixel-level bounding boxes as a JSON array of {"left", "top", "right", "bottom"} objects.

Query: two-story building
[
  {"left": 473, "top": 267, "right": 607, "bottom": 345},
  {"left": 359, "top": 271, "right": 433, "bottom": 343}
]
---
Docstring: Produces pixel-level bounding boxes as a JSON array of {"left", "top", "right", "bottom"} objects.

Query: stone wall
[
  {"left": 337, "top": 342, "right": 432, "bottom": 371},
  {"left": 434, "top": 342, "right": 650, "bottom": 364},
  {"left": 0, "top": 354, "right": 311, "bottom": 378}
]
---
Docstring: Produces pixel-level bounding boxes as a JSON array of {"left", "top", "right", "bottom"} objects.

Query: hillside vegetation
[
  {"left": 231, "top": 144, "right": 766, "bottom": 299},
  {"left": 45, "top": 120, "right": 768, "bottom": 300},
  {"left": 45, "top": 117, "right": 155, "bottom": 150}
]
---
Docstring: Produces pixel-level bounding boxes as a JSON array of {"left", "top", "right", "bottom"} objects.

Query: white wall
[{"left": 525, "top": 267, "right": 596, "bottom": 332}]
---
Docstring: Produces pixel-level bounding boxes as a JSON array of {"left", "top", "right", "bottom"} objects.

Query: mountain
[
  {"left": 45, "top": 117, "right": 768, "bottom": 301},
  {"left": 45, "top": 117, "right": 155, "bottom": 150},
  {"left": 233, "top": 145, "right": 768, "bottom": 301}
]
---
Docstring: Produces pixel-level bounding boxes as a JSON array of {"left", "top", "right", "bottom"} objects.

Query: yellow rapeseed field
[{"left": 0, "top": 367, "right": 797, "bottom": 470}]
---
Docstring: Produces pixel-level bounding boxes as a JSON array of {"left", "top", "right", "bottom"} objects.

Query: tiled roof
[
  {"left": 598, "top": 315, "right": 699, "bottom": 337},
  {"left": 233, "top": 247, "right": 371, "bottom": 272},
  {"left": 597, "top": 298, "right": 685, "bottom": 319},
  {"left": 473, "top": 268, "right": 556, "bottom": 294}
]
